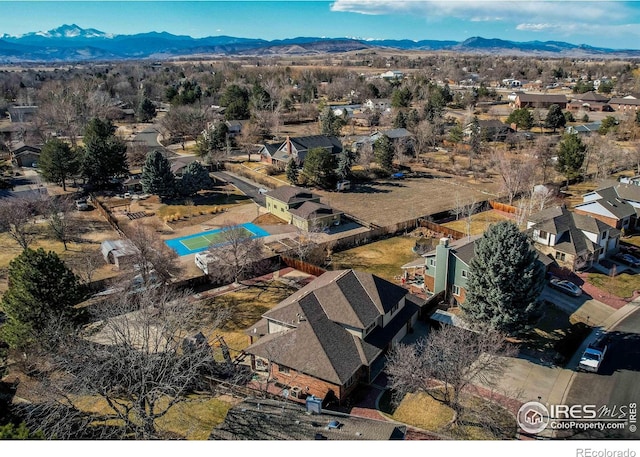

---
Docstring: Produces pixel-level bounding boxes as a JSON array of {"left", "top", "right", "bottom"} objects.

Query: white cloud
[
  {"left": 330, "top": 0, "right": 629, "bottom": 24},
  {"left": 516, "top": 23, "right": 555, "bottom": 32}
]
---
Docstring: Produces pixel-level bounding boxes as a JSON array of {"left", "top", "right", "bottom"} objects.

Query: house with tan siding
[{"left": 527, "top": 205, "right": 619, "bottom": 271}]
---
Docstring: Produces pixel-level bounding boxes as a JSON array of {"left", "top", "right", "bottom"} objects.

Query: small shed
[{"left": 100, "top": 239, "right": 139, "bottom": 269}]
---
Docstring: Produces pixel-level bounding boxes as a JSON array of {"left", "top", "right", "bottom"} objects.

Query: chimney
[
  {"left": 439, "top": 237, "right": 450, "bottom": 247},
  {"left": 286, "top": 136, "right": 292, "bottom": 157}
]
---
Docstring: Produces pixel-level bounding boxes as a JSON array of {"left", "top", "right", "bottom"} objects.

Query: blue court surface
[{"left": 165, "top": 223, "right": 270, "bottom": 256}]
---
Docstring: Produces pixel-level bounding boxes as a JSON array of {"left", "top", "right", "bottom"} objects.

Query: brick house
[
  {"left": 567, "top": 91, "right": 612, "bottom": 112},
  {"left": 608, "top": 95, "right": 640, "bottom": 113},
  {"left": 244, "top": 269, "right": 424, "bottom": 404},
  {"left": 512, "top": 93, "right": 567, "bottom": 109},
  {"left": 527, "top": 205, "right": 619, "bottom": 271}
]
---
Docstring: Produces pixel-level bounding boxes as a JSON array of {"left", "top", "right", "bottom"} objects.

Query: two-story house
[
  {"left": 402, "top": 236, "right": 480, "bottom": 306},
  {"left": 245, "top": 269, "right": 424, "bottom": 404},
  {"left": 265, "top": 185, "right": 342, "bottom": 231},
  {"left": 573, "top": 184, "right": 640, "bottom": 231},
  {"left": 402, "top": 235, "right": 554, "bottom": 305},
  {"left": 527, "top": 205, "right": 619, "bottom": 271},
  {"left": 260, "top": 135, "right": 342, "bottom": 170}
]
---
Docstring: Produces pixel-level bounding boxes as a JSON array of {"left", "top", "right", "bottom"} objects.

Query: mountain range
[{"left": 1, "top": 24, "right": 639, "bottom": 63}]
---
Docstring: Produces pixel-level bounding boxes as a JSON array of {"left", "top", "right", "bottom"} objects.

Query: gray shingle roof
[
  {"left": 528, "top": 205, "right": 614, "bottom": 256},
  {"left": 517, "top": 93, "right": 567, "bottom": 104},
  {"left": 209, "top": 398, "right": 406, "bottom": 440},
  {"left": 246, "top": 270, "right": 421, "bottom": 385},
  {"left": 266, "top": 185, "right": 319, "bottom": 205},
  {"left": 289, "top": 201, "right": 340, "bottom": 220},
  {"left": 576, "top": 186, "right": 636, "bottom": 220}
]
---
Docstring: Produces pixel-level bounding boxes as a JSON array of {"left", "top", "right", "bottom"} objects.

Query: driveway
[
  {"left": 212, "top": 171, "right": 266, "bottom": 206},
  {"left": 539, "top": 285, "right": 614, "bottom": 327}
]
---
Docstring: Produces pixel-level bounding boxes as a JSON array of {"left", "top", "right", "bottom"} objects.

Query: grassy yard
[
  {"left": 200, "top": 280, "right": 299, "bottom": 352},
  {"left": 587, "top": 271, "right": 640, "bottom": 299},
  {"left": 73, "top": 394, "right": 233, "bottom": 440},
  {"left": 380, "top": 389, "right": 516, "bottom": 440},
  {"left": 329, "top": 236, "right": 421, "bottom": 281},
  {"left": 441, "top": 210, "right": 513, "bottom": 236}
]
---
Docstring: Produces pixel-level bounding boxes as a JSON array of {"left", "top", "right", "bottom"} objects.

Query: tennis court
[{"left": 165, "top": 223, "right": 270, "bottom": 256}]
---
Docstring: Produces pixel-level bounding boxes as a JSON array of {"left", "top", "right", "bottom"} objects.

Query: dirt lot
[{"left": 316, "top": 174, "right": 501, "bottom": 227}]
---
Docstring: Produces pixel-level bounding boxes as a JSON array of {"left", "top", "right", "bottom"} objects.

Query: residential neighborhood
[{"left": 2, "top": 25, "right": 640, "bottom": 445}]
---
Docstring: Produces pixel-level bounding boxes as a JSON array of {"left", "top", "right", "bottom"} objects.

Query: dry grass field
[{"left": 316, "top": 175, "right": 501, "bottom": 227}]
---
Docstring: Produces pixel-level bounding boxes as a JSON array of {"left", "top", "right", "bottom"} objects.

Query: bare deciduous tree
[
  {"left": 122, "top": 221, "right": 183, "bottom": 286},
  {"left": 17, "top": 286, "right": 233, "bottom": 439},
  {"left": 385, "top": 323, "right": 516, "bottom": 422},
  {"left": 67, "top": 248, "right": 105, "bottom": 289},
  {"left": 357, "top": 141, "right": 374, "bottom": 170},
  {"left": 0, "top": 197, "right": 40, "bottom": 250},
  {"left": 493, "top": 149, "right": 536, "bottom": 205},
  {"left": 451, "top": 192, "right": 478, "bottom": 239},
  {"left": 204, "top": 223, "right": 272, "bottom": 285},
  {"left": 42, "top": 195, "right": 77, "bottom": 250}
]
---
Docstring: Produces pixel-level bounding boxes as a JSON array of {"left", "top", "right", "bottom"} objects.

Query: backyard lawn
[
  {"left": 200, "top": 280, "right": 299, "bottom": 353},
  {"left": 380, "top": 389, "right": 516, "bottom": 440},
  {"left": 73, "top": 394, "right": 234, "bottom": 440},
  {"left": 441, "top": 209, "right": 513, "bottom": 236},
  {"left": 329, "top": 236, "right": 421, "bottom": 281}
]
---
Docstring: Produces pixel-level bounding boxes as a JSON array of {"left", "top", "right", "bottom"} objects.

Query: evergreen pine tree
[
  {"left": 374, "top": 135, "right": 394, "bottom": 172},
  {"left": 545, "top": 104, "right": 566, "bottom": 133},
  {"left": 136, "top": 97, "right": 157, "bottom": 122},
  {"left": 0, "top": 248, "right": 85, "bottom": 348},
  {"left": 320, "top": 109, "right": 345, "bottom": 137},
  {"left": 556, "top": 133, "right": 587, "bottom": 187},
  {"left": 141, "top": 150, "right": 176, "bottom": 199},
  {"left": 179, "top": 161, "right": 211, "bottom": 197},
  {"left": 285, "top": 159, "right": 299, "bottom": 185},
  {"left": 460, "top": 221, "right": 545, "bottom": 333},
  {"left": 336, "top": 148, "right": 354, "bottom": 181},
  {"left": 81, "top": 118, "right": 129, "bottom": 188},
  {"left": 38, "top": 138, "right": 80, "bottom": 191}
]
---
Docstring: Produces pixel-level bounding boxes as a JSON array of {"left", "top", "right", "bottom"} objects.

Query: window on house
[
  {"left": 453, "top": 285, "right": 461, "bottom": 296},
  {"left": 279, "top": 365, "right": 290, "bottom": 375},
  {"left": 429, "top": 258, "right": 435, "bottom": 266},
  {"left": 461, "top": 270, "right": 468, "bottom": 278},
  {"left": 538, "top": 230, "right": 548, "bottom": 239},
  {"left": 345, "top": 374, "right": 355, "bottom": 388},
  {"left": 365, "top": 321, "right": 376, "bottom": 335},
  {"left": 555, "top": 252, "right": 566, "bottom": 262},
  {"left": 280, "top": 207, "right": 284, "bottom": 212},
  {"left": 391, "top": 303, "right": 399, "bottom": 314},
  {"left": 603, "top": 230, "right": 608, "bottom": 239}
]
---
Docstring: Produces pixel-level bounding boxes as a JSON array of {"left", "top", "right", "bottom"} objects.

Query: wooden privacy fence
[
  {"left": 280, "top": 255, "right": 327, "bottom": 277},
  {"left": 418, "top": 218, "right": 465, "bottom": 240},
  {"left": 91, "top": 194, "right": 124, "bottom": 236},
  {"left": 489, "top": 200, "right": 518, "bottom": 214}
]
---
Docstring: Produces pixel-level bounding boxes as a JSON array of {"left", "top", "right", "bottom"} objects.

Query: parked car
[
  {"left": 549, "top": 278, "right": 582, "bottom": 297},
  {"left": 614, "top": 252, "right": 640, "bottom": 268},
  {"left": 75, "top": 199, "right": 90, "bottom": 211}
]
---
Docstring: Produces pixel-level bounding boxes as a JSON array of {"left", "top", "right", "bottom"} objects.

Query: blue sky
[{"left": 0, "top": 1, "right": 639, "bottom": 49}]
